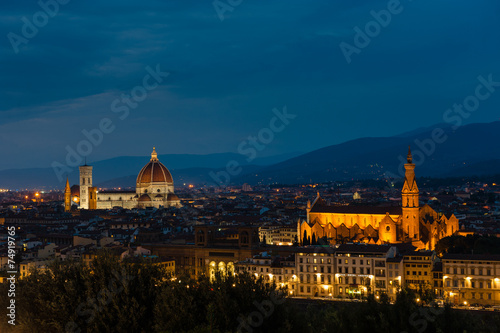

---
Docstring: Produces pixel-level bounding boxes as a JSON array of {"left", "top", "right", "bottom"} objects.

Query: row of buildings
[{"left": 146, "top": 225, "right": 500, "bottom": 306}]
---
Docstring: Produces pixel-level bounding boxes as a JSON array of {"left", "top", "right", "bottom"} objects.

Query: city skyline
[{"left": 2, "top": 1, "right": 500, "bottom": 171}]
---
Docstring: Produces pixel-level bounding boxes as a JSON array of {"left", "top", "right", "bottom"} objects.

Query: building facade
[{"left": 442, "top": 254, "right": 500, "bottom": 306}]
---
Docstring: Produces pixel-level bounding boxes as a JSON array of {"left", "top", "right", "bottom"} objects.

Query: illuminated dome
[{"left": 136, "top": 147, "right": 173, "bottom": 185}]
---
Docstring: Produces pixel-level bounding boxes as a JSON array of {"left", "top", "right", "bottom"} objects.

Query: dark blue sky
[{"left": 1, "top": 0, "right": 500, "bottom": 171}]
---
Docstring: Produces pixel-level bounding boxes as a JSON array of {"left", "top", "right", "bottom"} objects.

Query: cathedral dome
[{"left": 136, "top": 148, "right": 173, "bottom": 185}]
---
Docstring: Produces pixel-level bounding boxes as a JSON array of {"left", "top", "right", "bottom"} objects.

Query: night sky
[{"left": 1, "top": 0, "right": 500, "bottom": 171}]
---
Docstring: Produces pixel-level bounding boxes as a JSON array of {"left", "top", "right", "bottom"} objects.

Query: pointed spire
[
  {"left": 65, "top": 177, "right": 70, "bottom": 190},
  {"left": 407, "top": 145, "right": 412, "bottom": 163},
  {"left": 151, "top": 147, "right": 158, "bottom": 161}
]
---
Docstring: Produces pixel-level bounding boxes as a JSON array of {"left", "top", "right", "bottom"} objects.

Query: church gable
[
  {"left": 337, "top": 223, "right": 350, "bottom": 240},
  {"left": 363, "top": 224, "right": 378, "bottom": 238},
  {"left": 350, "top": 223, "right": 361, "bottom": 239},
  {"left": 324, "top": 223, "right": 337, "bottom": 240}
]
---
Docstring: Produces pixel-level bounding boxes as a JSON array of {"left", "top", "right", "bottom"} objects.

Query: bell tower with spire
[
  {"left": 64, "top": 177, "right": 71, "bottom": 212},
  {"left": 401, "top": 146, "right": 420, "bottom": 240}
]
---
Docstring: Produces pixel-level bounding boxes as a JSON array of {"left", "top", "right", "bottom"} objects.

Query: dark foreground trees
[{"left": 1, "top": 256, "right": 500, "bottom": 333}]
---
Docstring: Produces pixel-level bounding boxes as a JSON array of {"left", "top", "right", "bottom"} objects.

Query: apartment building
[{"left": 442, "top": 254, "right": 500, "bottom": 306}]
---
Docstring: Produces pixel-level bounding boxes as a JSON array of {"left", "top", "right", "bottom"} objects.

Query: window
[
  {"left": 461, "top": 268, "right": 464, "bottom": 275},
  {"left": 471, "top": 268, "right": 475, "bottom": 275},
  {"left": 367, "top": 268, "right": 370, "bottom": 274},
  {"left": 344, "top": 267, "right": 348, "bottom": 273},
  {"left": 338, "top": 259, "right": 341, "bottom": 264},
  {"left": 360, "top": 260, "right": 364, "bottom": 265},
  {"left": 471, "top": 281, "right": 475, "bottom": 288},
  {"left": 345, "top": 259, "right": 348, "bottom": 264},
  {"left": 487, "top": 269, "right": 491, "bottom": 276},
  {"left": 453, "top": 268, "right": 457, "bottom": 274},
  {"left": 299, "top": 258, "right": 303, "bottom": 263},
  {"left": 352, "top": 267, "right": 356, "bottom": 274},
  {"left": 487, "top": 282, "right": 491, "bottom": 289},
  {"left": 353, "top": 260, "right": 356, "bottom": 265},
  {"left": 446, "top": 280, "right": 450, "bottom": 287},
  {"left": 479, "top": 269, "right": 483, "bottom": 276},
  {"left": 339, "top": 277, "right": 343, "bottom": 284},
  {"left": 339, "top": 287, "right": 343, "bottom": 294},
  {"left": 446, "top": 268, "right": 450, "bottom": 274},
  {"left": 389, "top": 264, "right": 393, "bottom": 270},
  {"left": 360, "top": 268, "right": 364, "bottom": 274},
  {"left": 338, "top": 267, "right": 342, "bottom": 273},
  {"left": 367, "top": 260, "right": 371, "bottom": 265},
  {"left": 479, "top": 282, "right": 483, "bottom": 289}
]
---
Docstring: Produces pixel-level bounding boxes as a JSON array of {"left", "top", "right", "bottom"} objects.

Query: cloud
[{"left": 1, "top": 0, "right": 500, "bottom": 170}]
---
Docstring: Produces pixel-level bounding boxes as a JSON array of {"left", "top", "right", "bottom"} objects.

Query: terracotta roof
[
  {"left": 167, "top": 193, "right": 179, "bottom": 201},
  {"left": 336, "top": 243, "right": 393, "bottom": 253},
  {"left": 137, "top": 159, "right": 173, "bottom": 184},
  {"left": 310, "top": 204, "right": 401, "bottom": 215},
  {"left": 138, "top": 194, "right": 151, "bottom": 202},
  {"left": 442, "top": 254, "right": 500, "bottom": 261}
]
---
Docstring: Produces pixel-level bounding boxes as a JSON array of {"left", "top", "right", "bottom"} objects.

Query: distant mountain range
[
  {"left": 0, "top": 152, "right": 300, "bottom": 190},
  {"left": 1, "top": 121, "right": 499, "bottom": 189},
  {"left": 232, "top": 121, "right": 500, "bottom": 184}
]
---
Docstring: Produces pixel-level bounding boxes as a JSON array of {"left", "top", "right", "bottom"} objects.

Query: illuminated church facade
[
  {"left": 65, "top": 148, "right": 181, "bottom": 210},
  {"left": 298, "top": 148, "right": 459, "bottom": 250}
]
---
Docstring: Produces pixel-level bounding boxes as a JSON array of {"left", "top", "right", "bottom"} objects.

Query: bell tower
[
  {"left": 402, "top": 146, "right": 419, "bottom": 240},
  {"left": 79, "top": 163, "right": 93, "bottom": 210},
  {"left": 64, "top": 177, "right": 71, "bottom": 212}
]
